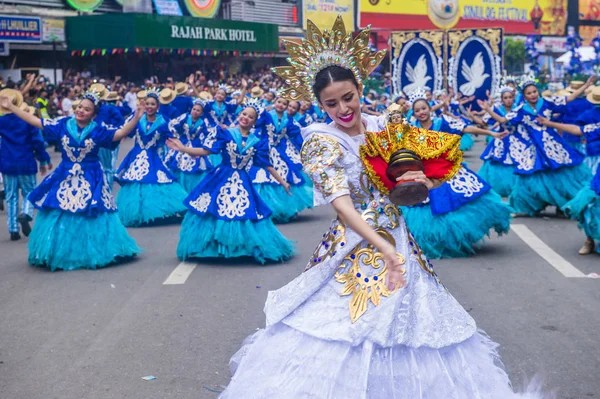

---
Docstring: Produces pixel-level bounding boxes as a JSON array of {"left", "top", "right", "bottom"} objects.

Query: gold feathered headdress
[{"left": 272, "top": 15, "right": 386, "bottom": 103}]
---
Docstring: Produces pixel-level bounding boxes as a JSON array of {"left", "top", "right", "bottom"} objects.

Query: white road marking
[
  {"left": 163, "top": 262, "right": 197, "bottom": 285},
  {"left": 510, "top": 224, "right": 587, "bottom": 278}
]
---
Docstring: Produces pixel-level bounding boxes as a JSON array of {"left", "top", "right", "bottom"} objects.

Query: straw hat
[
  {"left": 586, "top": 86, "right": 600, "bottom": 104},
  {"left": 198, "top": 91, "right": 213, "bottom": 101},
  {"left": 175, "top": 82, "right": 189, "bottom": 96},
  {"left": 0, "top": 88, "right": 24, "bottom": 114},
  {"left": 541, "top": 90, "right": 553, "bottom": 98},
  {"left": 89, "top": 83, "right": 108, "bottom": 100},
  {"left": 72, "top": 99, "right": 81, "bottom": 111},
  {"left": 105, "top": 91, "right": 119, "bottom": 102},
  {"left": 159, "top": 88, "right": 176, "bottom": 105},
  {"left": 569, "top": 80, "right": 585, "bottom": 90},
  {"left": 250, "top": 86, "right": 264, "bottom": 98},
  {"left": 137, "top": 90, "right": 147, "bottom": 100}
]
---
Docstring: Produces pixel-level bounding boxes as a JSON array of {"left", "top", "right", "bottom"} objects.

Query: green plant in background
[{"left": 504, "top": 38, "right": 526, "bottom": 74}]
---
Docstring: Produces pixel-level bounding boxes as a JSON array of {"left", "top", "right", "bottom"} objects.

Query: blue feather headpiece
[
  {"left": 82, "top": 89, "right": 101, "bottom": 106},
  {"left": 244, "top": 98, "right": 265, "bottom": 116},
  {"left": 146, "top": 87, "right": 160, "bottom": 100}
]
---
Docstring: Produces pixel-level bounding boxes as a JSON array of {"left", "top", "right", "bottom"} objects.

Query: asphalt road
[{"left": 0, "top": 136, "right": 599, "bottom": 399}]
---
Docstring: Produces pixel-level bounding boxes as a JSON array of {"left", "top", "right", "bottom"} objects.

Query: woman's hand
[
  {"left": 0, "top": 96, "right": 13, "bottom": 111},
  {"left": 134, "top": 103, "right": 144, "bottom": 119},
  {"left": 382, "top": 246, "right": 406, "bottom": 291},
  {"left": 536, "top": 116, "right": 550, "bottom": 126},
  {"left": 166, "top": 138, "right": 185, "bottom": 152},
  {"left": 282, "top": 182, "right": 292, "bottom": 196},
  {"left": 493, "top": 130, "right": 510, "bottom": 139},
  {"left": 396, "top": 171, "right": 434, "bottom": 190},
  {"left": 476, "top": 99, "right": 490, "bottom": 111}
]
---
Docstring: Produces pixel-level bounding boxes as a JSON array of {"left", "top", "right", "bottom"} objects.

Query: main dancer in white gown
[{"left": 218, "top": 17, "right": 548, "bottom": 399}]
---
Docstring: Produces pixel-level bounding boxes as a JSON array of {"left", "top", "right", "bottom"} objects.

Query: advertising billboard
[
  {"left": 303, "top": 0, "right": 354, "bottom": 31},
  {"left": 359, "top": 0, "right": 567, "bottom": 36}
]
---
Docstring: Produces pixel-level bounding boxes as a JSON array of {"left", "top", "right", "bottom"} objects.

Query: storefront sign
[
  {"left": 0, "top": 15, "right": 41, "bottom": 43},
  {"left": 359, "top": 0, "right": 567, "bottom": 36},
  {"left": 183, "top": 0, "right": 221, "bottom": 18},
  {"left": 303, "top": 0, "right": 354, "bottom": 31},
  {"left": 42, "top": 19, "right": 65, "bottom": 43},
  {"left": 153, "top": 0, "right": 183, "bottom": 16},
  {"left": 66, "top": 14, "right": 279, "bottom": 53},
  {"left": 66, "top": 0, "right": 104, "bottom": 12}
]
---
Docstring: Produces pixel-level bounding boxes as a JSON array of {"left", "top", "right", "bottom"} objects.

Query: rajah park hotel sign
[
  {"left": 66, "top": 14, "right": 279, "bottom": 53},
  {"left": 171, "top": 25, "right": 258, "bottom": 43}
]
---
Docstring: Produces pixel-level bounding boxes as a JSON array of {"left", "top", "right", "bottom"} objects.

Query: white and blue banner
[
  {"left": 447, "top": 28, "right": 503, "bottom": 105},
  {"left": 390, "top": 31, "right": 445, "bottom": 97}
]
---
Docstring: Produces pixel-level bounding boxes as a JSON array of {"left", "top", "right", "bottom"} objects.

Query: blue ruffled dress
[
  {"left": 478, "top": 105, "right": 518, "bottom": 197},
  {"left": 177, "top": 127, "right": 295, "bottom": 263},
  {"left": 28, "top": 117, "right": 141, "bottom": 271},
  {"left": 504, "top": 97, "right": 591, "bottom": 215},
  {"left": 115, "top": 114, "right": 188, "bottom": 226},
  {"left": 165, "top": 113, "right": 213, "bottom": 193},
  {"left": 250, "top": 110, "right": 313, "bottom": 223},
  {"left": 562, "top": 123, "right": 600, "bottom": 253},
  {"left": 561, "top": 97, "right": 593, "bottom": 152},
  {"left": 401, "top": 116, "right": 512, "bottom": 258}
]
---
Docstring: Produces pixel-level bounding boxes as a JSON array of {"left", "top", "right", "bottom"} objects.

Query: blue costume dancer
[
  {"left": 560, "top": 81, "right": 593, "bottom": 152},
  {"left": 401, "top": 95, "right": 512, "bottom": 258},
  {"left": 204, "top": 85, "right": 239, "bottom": 128},
  {"left": 116, "top": 88, "right": 188, "bottom": 227},
  {"left": 0, "top": 90, "right": 142, "bottom": 271},
  {"left": 480, "top": 77, "right": 593, "bottom": 216},
  {"left": 575, "top": 105, "right": 600, "bottom": 175},
  {"left": 95, "top": 93, "right": 125, "bottom": 190},
  {"left": 169, "top": 102, "right": 295, "bottom": 264},
  {"left": 165, "top": 100, "right": 213, "bottom": 193},
  {"left": 538, "top": 100, "right": 600, "bottom": 255},
  {"left": 253, "top": 96, "right": 313, "bottom": 223},
  {"left": 477, "top": 87, "right": 519, "bottom": 197},
  {"left": 0, "top": 97, "right": 51, "bottom": 241}
]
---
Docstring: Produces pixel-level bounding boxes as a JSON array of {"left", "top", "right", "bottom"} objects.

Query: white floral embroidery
[
  {"left": 57, "top": 164, "right": 92, "bottom": 212},
  {"left": 203, "top": 129, "right": 217, "bottom": 148},
  {"left": 492, "top": 139, "right": 504, "bottom": 159},
  {"left": 285, "top": 139, "right": 302, "bottom": 165},
  {"left": 270, "top": 146, "right": 289, "bottom": 181},
  {"left": 542, "top": 131, "right": 571, "bottom": 165},
  {"left": 135, "top": 132, "right": 161, "bottom": 151},
  {"left": 62, "top": 136, "right": 95, "bottom": 163},
  {"left": 217, "top": 171, "right": 250, "bottom": 219},
  {"left": 549, "top": 96, "right": 567, "bottom": 106},
  {"left": 292, "top": 171, "right": 302, "bottom": 185},
  {"left": 509, "top": 136, "right": 535, "bottom": 171},
  {"left": 227, "top": 141, "right": 255, "bottom": 169},
  {"left": 584, "top": 123, "right": 600, "bottom": 134},
  {"left": 253, "top": 168, "right": 271, "bottom": 184},
  {"left": 157, "top": 170, "right": 172, "bottom": 183},
  {"left": 176, "top": 150, "right": 196, "bottom": 172},
  {"left": 448, "top": 168, "right": 484, "bottom": 197},
  {"left": 168, "top": 113, "right": 187, "bottom": 136},
  {"left": 442, "top": 114, "right": 466, "bottom": 132},
  {"left": 189, "top": 193, "right": 211, "bottom": 213},
  {"left": 101, "top": 175, "right": 117, "bottom": 210},
  {"left": 122, "top": 150, "right": 150, "bottom": 181}
]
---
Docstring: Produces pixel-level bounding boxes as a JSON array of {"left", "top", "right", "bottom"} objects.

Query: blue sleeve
[
  {"left": 31, "top": 127, "right": 51, "bottom": 165},
  {"left": 95, "top": 125, "right": 118, "bottom": 149},
  {"left": 287, "top": 120, "right": 303, "bottom": 150},
  {"left": 158, "top": 121, "right": 174, "bottom": 140},
  {"left": 41, "top": 117, "right": 66, "bottom": 143},
  {"left": 201, "top": 127, "right": 226, "bottom": 153},
  {"left": 168, "top": 114, "right": 187, "bottom": 138},
  {"left": 439, "top": 115, "right": 466, "bottom": 135},
  {"left": 544, "top": 96, "right": 567, "bottom": 114},
  {"left": 504, "top": 106, "right": 524, "bottom": 126},
  {"left": 253, "top": 135, "right": 272, "bottom": 168}
]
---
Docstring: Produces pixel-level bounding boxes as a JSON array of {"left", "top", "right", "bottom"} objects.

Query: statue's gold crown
[{"left": 272, "top": 15, "right": 386, "bottom": 103}]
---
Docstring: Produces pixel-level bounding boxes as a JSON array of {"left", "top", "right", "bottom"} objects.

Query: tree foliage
[{"left": 504, "top": 38, "right": 526, "bottom": 74}]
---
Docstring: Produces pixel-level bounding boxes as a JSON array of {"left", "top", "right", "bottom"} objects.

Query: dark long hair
[{"left": 312, "top": 66, "right": 359, "bottom": 103}]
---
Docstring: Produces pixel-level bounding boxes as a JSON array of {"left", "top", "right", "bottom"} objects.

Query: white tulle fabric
[{"left": 219, "top": 115, "right": 548, "bottom": 399}]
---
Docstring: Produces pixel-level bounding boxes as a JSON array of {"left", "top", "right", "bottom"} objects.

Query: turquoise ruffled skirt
[
  {"left": 28, "top": 209, "right": 141, "bottom": 271},
  {"left": 255, "top": 183, "right": 313, "bottom": 223},
  {"left": 175, "top": 171, "right": 208, "bottom": 194},
  {"left": 509, "top": 165, "right": 592, "bottom": 216},
  {"left": 177, "top": 212, "right": 295, "bottom": 264},
  {"left": 116, "top": 182, "right": 188, "bottom": 227},
  {"left": 563, "top": 186, "right": 600, "bottom": 248},
  {"left": 401, "top": 191, "right": 512, "bottom": 259},
  {"left": 460, "top": 134, "right": 475, "bottom": 151},
  {"left": 478, "top": 161, "right": 517, "bottom": 198}
]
